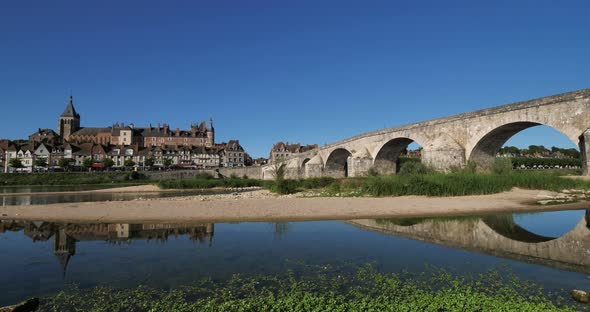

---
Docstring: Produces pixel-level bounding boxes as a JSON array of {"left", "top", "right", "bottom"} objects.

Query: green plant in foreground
[
  {"left": 492, "top": 157, "right": 513, "bottom": 175},
  {"left": 39, "top": 264, "right": 578, "bottom": 312}
]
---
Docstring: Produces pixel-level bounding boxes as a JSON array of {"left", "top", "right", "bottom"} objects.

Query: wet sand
[{"left": 0, "top": 187, "right": 587, "bottom": 223}]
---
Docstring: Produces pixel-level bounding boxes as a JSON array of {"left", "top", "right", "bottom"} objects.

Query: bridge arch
[
  {"left": 300, "top": 158, "right": 311, "bottom": 176},
  {"left": 468, "top": 121, "right": 581, "bottom": 171},
  {"left": 324, "top": 148, "right": 352, "bottom": 178},
  {"left": 373, "top": 137, "right": 422, "bottom": 175}
]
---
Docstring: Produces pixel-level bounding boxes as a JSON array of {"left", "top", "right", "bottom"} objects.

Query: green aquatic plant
[{"left": 39, "top": 264, "right": 578, "bottom": 312}]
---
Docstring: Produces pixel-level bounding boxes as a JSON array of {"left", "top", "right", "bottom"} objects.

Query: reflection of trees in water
[
  {"left": 273, "top": 222, "right": 289, "bottom": 238},
  {"left": 375, "top": 215, "right": 482, "bottom": 227}
]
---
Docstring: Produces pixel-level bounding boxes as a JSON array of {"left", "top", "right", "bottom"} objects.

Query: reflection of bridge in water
[
  {"left": 0, "top": 221, "right": 214, "bottom": 275},
  {"left": 348, "top": 210, "right": 590, "bottom": 274}
]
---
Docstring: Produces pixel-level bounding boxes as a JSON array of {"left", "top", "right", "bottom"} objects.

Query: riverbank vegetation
[
  {"left": 281, "top": 159, "right": 590, "bottom": 197},
  {"left": 0, "top": 171, "right": 149, "bottom": 186},
  {"left": 4, "top": 158, "right": 590, "bottom": 198},
  {"left": 157, "top": 161, "right": 590, "bottom": 197},
  {"left": 157, "top": 173, "right": 263, "bottom": 189},
  {"left": 39, "top": 264, "right": 578, "bottom": 311}
]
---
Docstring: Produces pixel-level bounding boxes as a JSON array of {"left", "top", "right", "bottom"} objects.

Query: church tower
[
  {"left": 57, "top": 96, "right": 80, "bottom": 142},
  {"left": 207, "top": 117, "right": 215, "bottom": 147}
]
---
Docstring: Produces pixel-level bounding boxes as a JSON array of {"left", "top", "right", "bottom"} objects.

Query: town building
[
  {"left": 218, "top": 140, "right": 246, "bottom": 167},
  {"left": 270, "top": 142, "right": 317, "bottom": 164},
  {"left": 1, "top": 96, "right": 252, "bottom": 172},
  {"left": 29, "top": 128, "right": 58, "bottom": 144}
]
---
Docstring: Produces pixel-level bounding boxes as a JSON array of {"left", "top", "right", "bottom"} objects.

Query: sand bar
[{"left": 0, "top": 187, "right": 588, "bottom": 223}]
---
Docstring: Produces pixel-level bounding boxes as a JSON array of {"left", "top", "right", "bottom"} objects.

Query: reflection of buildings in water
[
  {"left": 0, "top": 220, "right": 214, "bottom": 275},
  {"left": 54, "top": 228, "right": 75, "bottom": 276},
  {"left": 348, "top": 210, "right": 590, "bottom": 274},
  {"left": 1, "top": 195, "right": 33, "bottom": 206}
]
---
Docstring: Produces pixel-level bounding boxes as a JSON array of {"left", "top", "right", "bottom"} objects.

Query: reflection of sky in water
[{"left": 513, "top": 209, "right": 585, "bottom": 238}]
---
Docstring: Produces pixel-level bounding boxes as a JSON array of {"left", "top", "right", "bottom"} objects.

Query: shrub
[
  {"left": 492, "top": 157, "right": 513, "bottom": 175},
  {"left": 124, "top": 171, "right": 144, "bottom": 180},
  {"left": 274, "top": 179, "right": 298, "bottom": 195},
  {"left": 300, "top": 177, "right": 335, "bottom": 189},
  {"left": 464, "top": 161, "right": 477, "bottom": 174},
  {"left": 398, "top": 161, "right": 432, "bottom": 175},
  {"left": 194, "top": 172, "right": 214, "bottom": 180}
]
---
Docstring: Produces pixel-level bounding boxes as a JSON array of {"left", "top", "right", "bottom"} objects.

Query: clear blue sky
[{"left": 1, "top": 1, "right": 589, "bottom": 157}]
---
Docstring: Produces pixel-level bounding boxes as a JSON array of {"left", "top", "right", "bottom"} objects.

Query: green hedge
[{"left": 510, "top": 157, "right": 581, "bottom": 168}]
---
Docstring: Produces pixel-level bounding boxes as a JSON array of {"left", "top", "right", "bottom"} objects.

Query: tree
[
  {"left": 82, "top": 157, "right": 94, "bottom": 169},
  {"left": 103, "top": 158, "right": 115, "bottom": 169},
  {"left": 163, "top": 157, "right": 173, "bottom": 168},
  {"left": 58, "top": 158, "right": 71, "bottom": 171},
  {"left": 144, "top": 157, "right": 155, "bottom": 167},
  {"left": 8, "top": 158, "right": 24, "bottom": 172},
  {"left": 34, "top": 158, "right": 47, "bottom": 169},
  {"left": 124, "top": 159, "right": 136, "bottom": 168},
  {"left": 499, "top": 146, "right": 520, "bottom": 155},
  {"left": 528, "top": 145, "right": 549, "bottom": 156}
]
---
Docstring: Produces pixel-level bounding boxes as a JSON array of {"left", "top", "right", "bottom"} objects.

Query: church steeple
[
  {"left": 58, "top": 95, "right": 81, "bottom": 142},
  {"left": 61, "top": 96, "right": 79, "bottom": 118}
]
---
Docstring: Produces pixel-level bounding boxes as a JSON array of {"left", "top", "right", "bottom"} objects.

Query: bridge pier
[
  {"left": 304, "top": 155, "right": 323, "bottom": 178},
  {"left": 422, "top": 136, "right": 466, "bottom": 172},
  {"left": 579, "top": 129, "right": 590, "bottom": 176},
  {"left": 422, "top": 149, "right": 465, "bottom": 172},
  {"left": 348, "top": 149, "right": 373, "bottom": 177}
]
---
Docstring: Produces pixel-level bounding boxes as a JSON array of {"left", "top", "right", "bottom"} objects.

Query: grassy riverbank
[
  {"left": 39, "top": 265, "right": 577, "bottom": 311},
  {"left": 265, "top": 170, "right": 590, "bottom": 197},
  {"left": 0, "top": 172, "right": 149, "bottom": 186}
]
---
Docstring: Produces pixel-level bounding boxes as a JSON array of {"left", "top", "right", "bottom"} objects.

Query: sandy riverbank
[{"left": 0, "top": 187, "right": 588, "bottom": 223}]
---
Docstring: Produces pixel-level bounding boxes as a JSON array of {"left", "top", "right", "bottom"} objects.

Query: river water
[
  {"left": 0, "top": 185, "right": 244, "bottom": 206},
  {"left": 0, "top": 209, "right": 589, "bottom": 306}
]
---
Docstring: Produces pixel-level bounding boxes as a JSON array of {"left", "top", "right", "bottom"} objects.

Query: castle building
[{"left": 58, "top": 96, "right": 215, "bottom": 148}]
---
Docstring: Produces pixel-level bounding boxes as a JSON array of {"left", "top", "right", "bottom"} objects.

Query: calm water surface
[
  {"left": 0, "top": 209, "right": 589, "bottom": 306},
  {"left": 0, "top": 185, "right": 246, "bottom": 206}
]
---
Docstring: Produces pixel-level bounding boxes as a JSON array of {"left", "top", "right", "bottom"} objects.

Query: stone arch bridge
[{"left": 267, "top": 88, "right": 590, "bottom": 179}]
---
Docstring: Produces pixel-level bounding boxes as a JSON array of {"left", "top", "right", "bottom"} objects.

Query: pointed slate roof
[{"left": 60, "top": 96, "right": 79, "bottom": 118}]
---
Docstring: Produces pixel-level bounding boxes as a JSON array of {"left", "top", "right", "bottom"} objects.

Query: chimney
[
  {"left": 158, "top": 123, "right": 161, "bottom": 131},
  {"left": 176, "top": 128, "right": 180, "bottom": 136},
  {"left": 129, "top": 123, "right": 134, "bottom": 129}
]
